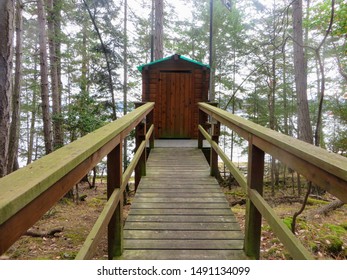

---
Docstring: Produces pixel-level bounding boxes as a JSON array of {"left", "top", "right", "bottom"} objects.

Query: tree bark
[
  {"left": 27, "top": 58, "right": 39, "bottom": 165},
  {"left": 47, "top": 0, "right": 63, "bottom": 150},
  {"left": 37, "top": 0, "right": 53, "bottom": 154},
  {"left": 8, "top": 0, "right": 23, "bottom": 173},
  {"left": 154, "top": 0, "right": 164, "bottom": 60},
  {"left": 0, "top": 0, "right": 15, "bottom": 177},
  {"left": 82, "top": 0, "right": 117, "bottom": 120},
  {"left": 123, "top": 0, "right": 128, "bottom": 169},
  {"left": 292, "top": 0, "right": 313, "bottom": 144},
  {"left": 309, "top": 199, "right": 344, "bottom": 218}
]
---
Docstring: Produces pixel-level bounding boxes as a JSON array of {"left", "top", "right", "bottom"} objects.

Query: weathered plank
[
  {"left": 126, "top": 215, "right": 237, "bottom": 223},
  {"left": 128, "top": 208, "right": 233, "bottom": 216},
  {"left": 125, "top": 222, "right": 239, "bottom": 231},
  {"left": 124, "top": 239, "right": 244, "bottom": 250},
  {"left": 115, "top": 250, "right": 248, "bottom": 260},
  {"left": 118, "top": 147, "right": 245, "bottom": 260},
  {"left": 123, "top": 230, "right": 243, "bottom": 239},
  {"left": 134, "top": 197, "right": 228, "bottom": 203},
  {"left": 135, "top": 192, "right": 226, "bottom": 198},
  {"left": 130, "top": 202, "right": 230, "bottom": 209}
]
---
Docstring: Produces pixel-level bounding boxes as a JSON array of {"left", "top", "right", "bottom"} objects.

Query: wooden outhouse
[{"left": 138, "top": 54, "right": 210, "bottom": 139}]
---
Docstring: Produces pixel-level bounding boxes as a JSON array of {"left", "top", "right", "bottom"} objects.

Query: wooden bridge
[
  {"left": 120, "top": 147, "right": 245, "bottom": 260},
  {"left": 0, "top": 102, "right": 346, "bottom": 260}
]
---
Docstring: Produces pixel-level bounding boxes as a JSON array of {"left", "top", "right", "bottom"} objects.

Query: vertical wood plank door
[{"left": 158, "top": 71, "right": 192, "bottom": 138}]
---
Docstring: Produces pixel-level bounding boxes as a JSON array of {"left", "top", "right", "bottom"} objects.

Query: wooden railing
[
  {"left": 198, "top": 102, "right": 347, "bottom": 260},
  {"left": 0, "top": 102, "right": 154, "bottom": 259}
]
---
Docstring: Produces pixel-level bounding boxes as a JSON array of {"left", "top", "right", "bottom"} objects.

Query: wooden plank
[
  {"left": 135, "top": 192, "right": 226, "bottom": 198},
  {"left": 130, "top": 203, "right": 230, "bottom": 209},
  {"left": 124, "top": 230, "right": 243, "bottom": 240},
  {"left": 120, "top": 147, "right": 245, "bottom": 260},
  {"left": 126, "top": 215, "right": 237, "bottom": 223},
  {"left": 124, "top": 222, "right": 239, "bottom": 231},
  {"left": 115, "top": 250, "right": 247, "bottom": 260},
  {"left": 124, "top": 239, "right": 244, "bottom": 250},
  {"left": 138, "top": 188, "right": 221, "bottom": 193},
  {"left": 139, "top": 180, "right": 219, "bottom": 185},
  {"left": 128, "top": 208, "right": 233, "bottom": 216},
  {"left": 134, "top": 197, "right": 228, "bottom": 203}
]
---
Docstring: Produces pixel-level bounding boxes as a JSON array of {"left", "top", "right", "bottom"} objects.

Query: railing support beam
[
  {"left": 135, "top": 121, "right": 147, "bottom": 191},
  {"left": 244, "top": 140, "right": 264, "bottom": 259},
  {"left": 107, "top": 142, "right": 123, "bottom": 259},
  {"left": 210, "top": 119, "right": 220, "bottom": 178}
]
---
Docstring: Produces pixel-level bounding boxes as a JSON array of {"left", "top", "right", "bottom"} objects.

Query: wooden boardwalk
[{"left": 117, "top": 147, "right": 246, "bottom": 260}]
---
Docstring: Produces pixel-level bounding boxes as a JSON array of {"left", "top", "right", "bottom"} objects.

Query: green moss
[
  {"left": 307, "top": 198, "right": 329, "bottom": 205},
  {"left": 320, "top": 235, "right": 343, "bottom": 255},
  {"left": 87, "top": 197, "right": 104, "bottom": 207},
  {"left": 282, "top": 217, "right": 293, "bottom": 230},
  {"left": 224, "top": 189, "right": 246, "bottom": 199},
  {"left": 65, "top": 231, "right": 85, "bottom": 245},
  {"left": 267, "top": 247, "right": 278, "bottom": 255},
  {"left": 59, "top": 197, "right": 74, "bottom": 206},
  {"left": 309, "top": 241, "right": 319, "bottom": 253},
  {"left": 262, "top": 224, "right": 271, "bottom": 231},
  {"left": 325, "top": 224, "right": 346, "bottom": 236},
  {"left": 339, "top": 222, "right": 347, "bottom": 231}
]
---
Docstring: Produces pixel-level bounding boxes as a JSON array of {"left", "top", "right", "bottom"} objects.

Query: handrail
[
  {"left": 198, "top": 102, "right": 347, "bottom": 202},
  {"left": 198, "top": 102, "right": 347, "bottom": 260},
  {"left": 75, "top": 124, "right": 154, "bottom": 259},
  {"left": 0, "top": 102, "right": 155, "bottom": 257}
]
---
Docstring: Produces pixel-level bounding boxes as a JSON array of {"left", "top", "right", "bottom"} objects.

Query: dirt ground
[{"left": 1, "top": 182, "right": 346, "bottom": 260}]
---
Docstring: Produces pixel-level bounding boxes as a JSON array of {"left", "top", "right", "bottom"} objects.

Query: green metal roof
[{"left": 137, "top": 54, "right": 210, "bottom": 72}]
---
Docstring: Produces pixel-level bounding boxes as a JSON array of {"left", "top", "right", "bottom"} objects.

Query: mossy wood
[
  {"left": 198, "top": 102, "right": 347, "bottom": 203},
  {"left": 76, "top": 126, "right": 153, "bottom": 260},
  {"left": 198, "top": 102, "right": 347, "bottom": 260},
  {"left": 0, "top": 103, "right": 154, "bottom": 255}
]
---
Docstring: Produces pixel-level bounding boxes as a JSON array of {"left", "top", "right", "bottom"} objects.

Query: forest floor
[{"left": 2, "top": 179, "right": 347, "bottom": 260}]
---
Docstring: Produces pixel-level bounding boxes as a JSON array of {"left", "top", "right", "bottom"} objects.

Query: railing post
[
  {"left": 107, "top": 141, "right": 123, "bottom": 259},
  {"left": 244, "top": 138, "right": 264, "bottom": 259},
  {"left": 135, "top": 120, "right": 147, "bottom": 191},
  {"left": 198, "top": 107, "right": 205, "bottom": 149},
  {"left": 210, "top": 118, "right": 220, "bottom": 178},
  {"left": 148, "top": 107, "right": 154, "bottom": 149}
]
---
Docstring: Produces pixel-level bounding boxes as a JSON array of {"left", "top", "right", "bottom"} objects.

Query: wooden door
[{"left": 158, "top": 71, "right": 192, "bottom": 138}]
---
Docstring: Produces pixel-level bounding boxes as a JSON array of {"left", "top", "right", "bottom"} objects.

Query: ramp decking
[{"left": 117, "top": 147, "right": 246, "bottom": 260}]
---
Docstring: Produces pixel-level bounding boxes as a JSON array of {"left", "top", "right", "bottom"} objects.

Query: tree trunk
[
  {"left": 154, "top": 0, "right": 163, "bottom": 60},
  {"left": 37, "top": 0, "right": 53, "bottom": 154},
  {"left": 0, "top": 0, "right": 15, "bottom": 177},
  {"left": 8, "top": 0, "right": 23, "bottom": 173},
  {"left": 82, "top": 0, "right": 117, "bottom": 120},
  {"left": 54, "top": 0, "right": 63, "bottom": 114},
  {"left": 27, "top": 59, "right": 38, "bottom": 165},
  {"left": 292, "top": 0, "right": 313, "bottom": 144},
  {"left": 309, "top": 199, "right": 344, "bottom": 218},
  {"left": 81, "top": 16, "right": 88, "bottom": 95},
  {"left": 47, "top": 0, "right": 63, "bottom": 150},
  {"left": 123, "top": 0, "right": 128, "bottom": 169}
]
